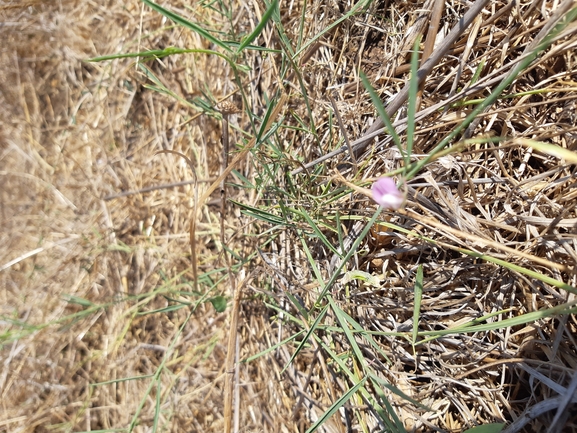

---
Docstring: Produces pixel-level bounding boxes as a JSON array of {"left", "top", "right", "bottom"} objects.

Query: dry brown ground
[{"left": 1, "top": 0, "right": 577, "bottom": 432}]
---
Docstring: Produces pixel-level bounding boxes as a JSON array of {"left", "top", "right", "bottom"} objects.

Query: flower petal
[{"left": 372, "top": 178, "right": 404, "bottom": 210}]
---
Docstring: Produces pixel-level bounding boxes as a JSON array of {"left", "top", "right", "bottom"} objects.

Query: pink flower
[{"left": 372, "top": 178, "right": 404, "bottom": 210}]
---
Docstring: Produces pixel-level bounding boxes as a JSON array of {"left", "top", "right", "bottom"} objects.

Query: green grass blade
[
  {"left": 139, "top": 64, "right": 198, "bottom": 110},
  {"left": 263, "top": 301, "right": 305, "bottom": 327},
  {"left": 412, "top": 265, "right": 423, "bottom": 346},
  {"left": 361, "top": 302, "right": 577, "bottom": 344},
  {"left": 280, "top": 304, "right": 329, "bottom": 374},
  {"left": 417, "top": 301, "right": 577, "bottom": 343},
  {"left": 296, "top": 0, "right": 307, "bottom": 51},
  {"left": 295, "top": 0, "right": 371, "bottom": 58},
  {"left": 515, "top": 137, "right": 577, "bottom": 164},
  {"left": 230, "top": 200, "right": 287, "bottom": 225},
  {"left": 75, "top": 430, "right": 126, "bottom": 433},
  {"left": 378, "top": 220, "right": 577, "bottom": 294},
  {"left": 369, "top": 372, "right": 430, "bottom": 410},
  {"left": 222, "top": 41, "right": 282, "bottom": 52},
  {"left": 365, "top": 376, "right": 407, "bottom": 432},
  {"left": 87, "top": 47, "right": 177, "bottom": 61},
  {"left": 406, "top": 6, "right": 577, "bottom": 179},
  {"left": 256, "top": 94, "right": 283, "bottom": 140},
  {"left": 305, "top": 376, "right": 367, "bottom": 433},
  {"left": 152, "top": 379, "right": 161, "bottom": 433},
  {"left": 360, "top": 72, "right": 404, "bottom": 160},
  {"left": 328, "top": 296, "right": 366, "bottom": 371},
  {"left": 470, "top": 58, "right": 485, "bottom": 85},
  {"left": 90, "top": 375, "right": 154, "bottom": 387},
  {"left": 340, "top": 312, "right": 392, "bottom": 365},
  {"left": 139, "top": 304, "right": 187, "bottom": 315},
  {"left": 128, "top": 310, "right": 195, "bottom": 432},
  {"left": 297, "top": 232, "right": 326, "bottom": 289},
  {"left": 317, "top": 206, "right": 382, "bottom": 303},
  {"left": 88, "top": 47, "right": 219, "bottom": 62},
  {"left": 242, "top": 330, "right": 305, "bottom": 362},
  {"left": 63, "top": 294, "right": 94, "bottom": 307},
  {"left": 299, "top": 207, "right": 342, "bottom": 257},
  {"left": 315, "top": 338, "right": 398, "bottom": 431},
  {"left": 335, "top": 210, "right": 344, "bottom": 251},
  {"left": 237, "top": 0, "right": 277, "bottom": 52},
  {"left": 284, "top": 292, "right": 310, "bottom": 321},
  {"left": 326, "top": 298, "right": 408, "bottom": 430},
  {"left": 141, "top": 0, "right": 233, "bottom": 53},
  {"left": 456, "top": 248, "right": 577, "bottom": 295},
  {"left": 406, "top": 37, "right": 421, "bottom": 165},
  {"left": 463, "top": 423, "right": 505, "bottom": 433}
]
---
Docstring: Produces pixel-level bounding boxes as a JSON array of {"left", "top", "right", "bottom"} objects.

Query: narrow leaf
[
  {"left": 328, "top": 296, "right": 366, "bottom": 372},
  {"left": 141, "top": 0, "right": 233, "bottom": 53},
  {"left": 412, "top": 265, "right": 423, "bottom": 346},
  {"left": 300, "top": 207, "right": 342, "bottom": 256},
  {"left": 237, "top": 0, "right": 278, "bottom": 52},
  {"left": 462, "top": 423, "right": 505, "bottom": 433},
  {"left": 281, "top": 305, "right": 329, "bottom": 374},
  {"left": 406, "top": 36, "right": 421, "bottom": 165},
  {"left": 208, "top": 296, "right": 227, "bottom": 313},
  {"left": 360, "top": 72, "right": 403, "bottom": 156},
  {"left": 306, "top": 377, "right": 367, "bottom": 433},
  {"left": 243, "top": 330, "right": 305, "bottom": 363}
]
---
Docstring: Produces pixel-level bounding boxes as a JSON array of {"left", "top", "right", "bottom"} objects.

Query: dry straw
[{"left": 2, "top": 0, "right": 577, "bottom": 432}]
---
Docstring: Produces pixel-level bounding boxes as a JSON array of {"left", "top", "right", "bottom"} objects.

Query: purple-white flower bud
[{"left": 372, "top": 177, "right": 403, "bottom": 210}]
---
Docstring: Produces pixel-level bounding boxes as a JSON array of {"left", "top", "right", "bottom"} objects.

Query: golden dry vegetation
[{"left": 1, "top": 0, "right": 577, "bottom": 432}]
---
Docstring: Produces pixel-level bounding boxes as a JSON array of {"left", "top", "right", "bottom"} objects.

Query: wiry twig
[
  {"left": 153, "top": 149, "right": 199, "bottom": 294},
  {"left": 218, "top": 100, "right": 240, "bottom": 433},
  {"left": 329, "top": 93, "right": 357, "bottom": 170},
  {"left": 223, "top": 270, "right": 256, "bottom": 433}
]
